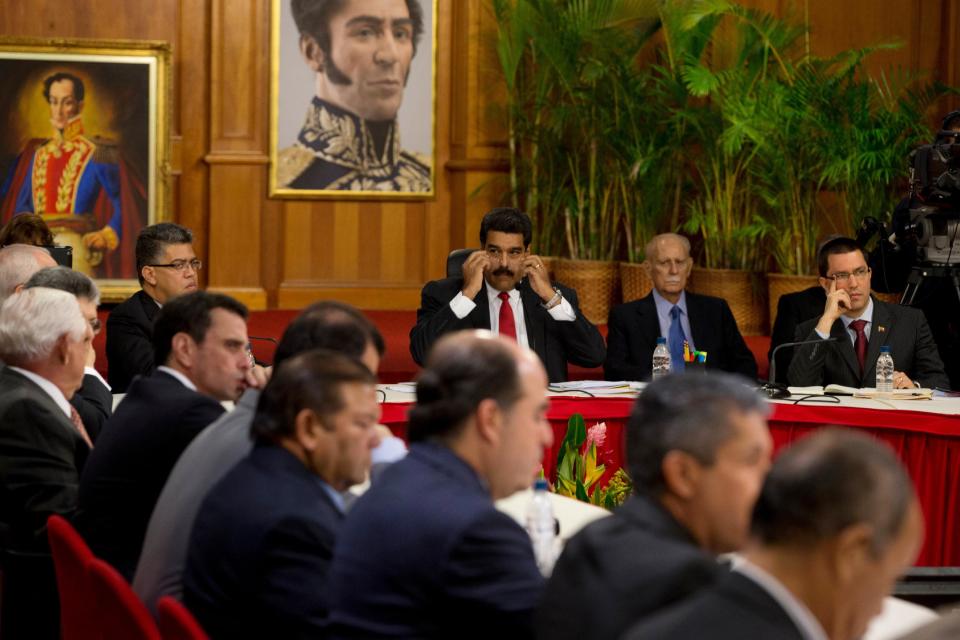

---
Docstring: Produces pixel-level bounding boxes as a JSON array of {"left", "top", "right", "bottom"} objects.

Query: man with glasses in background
[
  {"left": 788, "top": 236, "right": 949, "bottom": 389},
  {"left": 107, "top": 222, "right": 201, "bottom": 392}
]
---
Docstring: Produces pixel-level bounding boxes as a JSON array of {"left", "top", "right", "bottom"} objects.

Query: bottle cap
[
  {"left": 880, "top": 345, "right": 891, "bottom": 353},
  {"left": 533, "top": 478, "right": 549, "bottom": 491},
  {"left": 656, "top": 336, "right": 666, "bottom": 344}
]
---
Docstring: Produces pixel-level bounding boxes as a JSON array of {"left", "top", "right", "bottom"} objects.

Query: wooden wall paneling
[{"left": 205, "top": 0, "right": 268, "bottom": 309}]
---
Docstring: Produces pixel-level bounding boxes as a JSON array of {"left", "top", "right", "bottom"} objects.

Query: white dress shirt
[{"left": 8, "top": 366, "right": 72, "bottom": 418}]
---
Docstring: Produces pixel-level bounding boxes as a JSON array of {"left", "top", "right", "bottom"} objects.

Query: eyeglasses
[
  {"left": 148, "top": 259, "right": 203, "bottom": 272},
  {"left": 828, "top": 267, "right": 871, "bottom": 283}
]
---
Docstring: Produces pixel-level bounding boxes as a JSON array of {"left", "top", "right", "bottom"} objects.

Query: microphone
[{"left": 761, "top": 337, "right": 839, "bottom": 399}]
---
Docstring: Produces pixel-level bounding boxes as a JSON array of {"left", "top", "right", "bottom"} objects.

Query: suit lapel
[
  {"left": 830, "top": 320, "right": 861, "bottom": 380},
  {"left": 636, "top": 295, "right": 662, "bottom": 346},
  {"left": 469, "top": 288, "right": 491, "bottom": 330},
  {"left": 684, "top": 293, "right": 707, "bottom": 349},
  {"left": 519, "top": 282, "right": 546, "bottom": 355},
  {"left": 2, "top": 368, "right": 80, "bottom": 439},
  {"left": 862, "top": 298, "right": 890, "bottom": 381}
]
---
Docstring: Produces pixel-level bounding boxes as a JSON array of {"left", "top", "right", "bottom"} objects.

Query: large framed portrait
[
  {"left": 269, "top": 0, "right": 437, "bottom": 199},
  {"left": 0, "top": 37, "right": 171, "bottom": 302}
]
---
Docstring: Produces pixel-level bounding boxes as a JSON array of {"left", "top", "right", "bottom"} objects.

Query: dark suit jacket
[
  {"left": 106, "top": 289, "right": 160, "bottom": 392},
  {"left": 183, "top": 444, "right": 343, "bottom": 640},
  {"left": 0, "top": 367, "right": 89, "bottom": 553},
  {"left": 536, "top": 495, "right": 721, "bottom": 640},
  {"left": 328, "top": 442, "right": 545, "bottom": 639},
  {"left": 787, "top": 297, "right": 950, "bottom": 389},
  {"left": 768, "top": 286, "right": 826, "bottom": 384},
  {"left": 623, "top": 570, "right": 805, "bottom": 640},
  {"left": 409, "top": 278, "right": 605, "bottom": 382},
  {"left": 75, "top": 370, "right": 225, "bottom": 578},
  {"left": 70, "top": 372, "right": 112, "bottom": 443},
  {"left": 604, "top": 292, "right": 757, "bottom": 381}
]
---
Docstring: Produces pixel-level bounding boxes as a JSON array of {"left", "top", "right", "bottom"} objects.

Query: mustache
[{"left": 491, "top": 267, "right": 514, "bottom": 277}]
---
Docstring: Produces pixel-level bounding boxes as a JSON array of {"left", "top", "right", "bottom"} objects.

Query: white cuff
[
  {"left": 449, "top": 291, "right": 477, "bottom": 319},
  {"left": 548, "top": 296, "right": 576, "bottom": 321},
  {"left": 814, "top": 328, "right": 830, "bottom": 341},
  {"left": 84, "top": 366, "right": 111, "bottom": 391}
]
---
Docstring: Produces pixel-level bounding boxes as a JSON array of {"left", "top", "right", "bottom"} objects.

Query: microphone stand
[{"left": 760, "top": 337, "right": 838, "bottom": 399}]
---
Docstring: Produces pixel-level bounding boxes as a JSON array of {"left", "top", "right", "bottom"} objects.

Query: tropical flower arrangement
[{"left": 554, "top": 413, "right": 632, "bottom": 510}]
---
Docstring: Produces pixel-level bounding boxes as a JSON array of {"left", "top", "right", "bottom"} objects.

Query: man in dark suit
[
  {"left": 76, "top": 291, "right": 259, "bottom": 579},
  {"left": 788, "top": 236, "right": 949, "bottom": 389},
  {"left": 768, "top": 286, "right": 825, "bottom": 384},
  {"left": 106, "top": 222, "right": 200, "bottom": 392},
  {"left": 24, "top": 266, "right": 112, "bottom": 441},
  {"left": 184, "top": 351, "right": 380, "bottom": 639},
  {"left": 329, "top": 331, "right": 553, "bottom": 638},
  {"left": 604, "top": 233, "right": 757, "bottom": 381},
  {"left": 537, "top": 372, "right": 772, "bottom": 640},
  {"left": 0, "top": 287, "right": 94, "bottom": 638},
  {"left": 409, "top": 207, "right": 605, "bottom": 382},
  {"left": 625, "top": 430, "right": 924, "bottom": 640}
]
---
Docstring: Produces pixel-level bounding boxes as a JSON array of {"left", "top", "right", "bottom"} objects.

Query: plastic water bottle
[
  {"left": 652, "top": 336, "right": 671, "bottom": 381},
  {"left": 876, "top": 346, "right": 894, "bottom": 392},
  {"left": 526, "top": 478, "right": 557, "bottom": 576}
]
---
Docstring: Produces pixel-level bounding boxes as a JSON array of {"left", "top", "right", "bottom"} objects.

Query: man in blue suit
[
  {"left": 183, "top": 350, "right": 380, "bottom": 639},
  {"left": 329, "top": 330, "right": 553, "bottom": 639}
]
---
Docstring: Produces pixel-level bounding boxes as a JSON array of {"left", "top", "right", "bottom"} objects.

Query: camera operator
[{"left": 865, "top": 110, "right": 960, "bottom": 390}]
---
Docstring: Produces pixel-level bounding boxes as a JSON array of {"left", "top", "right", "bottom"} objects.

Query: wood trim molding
[
  {"left": 207, "top": 286, "right": 269, "bottom": 310},
  {"left": 444, "top": 158, "right": 509, "bottom": 172},
  {"left": 203, "top": 152, "right": 270, "bottom": 165},
  {"left": 277, "top": 285, "right": 423, "bottom": 310}
]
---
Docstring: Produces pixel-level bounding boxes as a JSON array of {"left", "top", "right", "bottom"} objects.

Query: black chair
[{"left": 446, "top": 248, "right": 477, "bottom": 279}]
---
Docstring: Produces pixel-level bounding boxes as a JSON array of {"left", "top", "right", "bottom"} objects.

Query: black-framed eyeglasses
[
  {"left": 827, "top": 267, "right": 870, "bottom": 283},
  {"left": 147, "top": 259, "right": 202, "bottom": 272}
]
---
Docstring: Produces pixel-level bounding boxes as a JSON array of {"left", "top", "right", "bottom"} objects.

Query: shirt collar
[
  {"left": 8, "top": 366, "right": 72, "bottom": 418},
  {"left": 156, "top": 365, "right": 198, "bottom": 392},
  {"left": 485, "top": 280, "right": 519, "bottom": 304},
  {"left": 315, "top": 477, "right": 346, "bottom": 514},
  {"left": 733, "top": 557, "right": 829, "bottom": 640},
  {"left": 841, "top": 296, "right": 874, "bottom": 329},
  {"left": 652, "top": 288, "right": 688, "bottom": 315}
]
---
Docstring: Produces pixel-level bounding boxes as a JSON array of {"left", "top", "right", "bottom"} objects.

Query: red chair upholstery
[
  {"left": 47, "top": 514, "right": 99, "bottom": 640},
  {"left": 156, "top": 596, "right": 208, "bottom": 640},
  {"left": 88, "top": 558, "right": 160, "bottom": 640}
]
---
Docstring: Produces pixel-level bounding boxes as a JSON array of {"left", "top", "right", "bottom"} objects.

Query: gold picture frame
[
  {"left": 0, "top": 37, "right": 171, "bottom": 303},
  {"left": 268, "top": 0, "right": 437, "bottom": 199}
]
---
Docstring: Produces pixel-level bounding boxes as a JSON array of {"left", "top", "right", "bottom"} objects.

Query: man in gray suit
[{"left": 788, "top": 236, "right": 949, "bottom": 390}]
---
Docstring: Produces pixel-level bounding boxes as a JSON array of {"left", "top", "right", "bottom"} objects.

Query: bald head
[{"left": 0, "top": 244, "right": 57, "bottom": 306}]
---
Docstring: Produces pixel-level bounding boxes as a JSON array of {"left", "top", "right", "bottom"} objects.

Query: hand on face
[
  {"left": 816, "top": 277, "right": 852, "bottom": 335},
  {"left": 460, "top": 250, "right": 492, "bottom": 299},
  {"left": 522, "top": 255, "right": 554, "bottom": 302}
]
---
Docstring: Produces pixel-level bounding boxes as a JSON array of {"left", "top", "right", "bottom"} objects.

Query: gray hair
[
  {"left": 751, "top": 429, "right": 914, "bottom": 555},
  {"left": 644, "top": 233, "right": 691, "bottom": 262},
  {"left": 0, "top": 287, "right": 86, "bottom": 363},
  {"left": 627, "top": 372, "right": 769, "bottom": 496},
  {"left": 24, "top": 266, "right": 100, "bottom": 305},
  {"left": 0, "top": 244, "right": 53, "bottom": 305}
]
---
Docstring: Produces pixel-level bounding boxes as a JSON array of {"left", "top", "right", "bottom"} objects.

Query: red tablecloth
[{"left": 380, "top": 396, "right": 960, "bottom": 567}]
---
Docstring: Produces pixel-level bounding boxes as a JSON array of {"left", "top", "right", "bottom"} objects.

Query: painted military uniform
[
  {"left": 12, "top": 116, "right": 122, "bottom": 274},
  {"left": 277, "top": 97, "right": 431, "bottom": 192}
]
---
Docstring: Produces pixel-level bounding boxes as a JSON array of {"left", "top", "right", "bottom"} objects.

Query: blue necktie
[{"left": 668, "top": 305, "right": 686, "bottom": 372}]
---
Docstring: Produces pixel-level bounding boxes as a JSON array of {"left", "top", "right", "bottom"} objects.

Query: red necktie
[
  {"left": 69, "top": 405, "right": 93, "bottom": 449},
  {"left": 850, "top": 319, "right": 868, "bottom": 375},
  {"left": 498, "top": 292, "right": 517, "bottom": 341}
]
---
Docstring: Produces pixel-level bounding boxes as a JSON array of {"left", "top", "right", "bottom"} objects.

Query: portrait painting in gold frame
[{"left": 0, "top": 37, "right": 171, "bottom": 303}]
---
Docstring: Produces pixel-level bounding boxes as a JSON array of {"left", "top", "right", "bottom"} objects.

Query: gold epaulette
[
  {"left": 277, "top": 145, "right": 316, "bottom": 187},
  {"left": 90, "top": 136, "right": 118, "bottom": 164}
]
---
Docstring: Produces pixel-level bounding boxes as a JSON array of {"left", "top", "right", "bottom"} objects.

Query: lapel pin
[{"left": 877, "top": 326, "right": 886, "bottom": 333}]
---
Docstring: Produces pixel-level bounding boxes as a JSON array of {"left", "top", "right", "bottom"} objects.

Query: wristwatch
[{"left": 541, "top": 288, "right": 563, "bottom": 310}]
